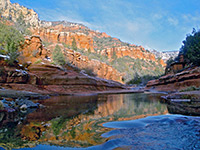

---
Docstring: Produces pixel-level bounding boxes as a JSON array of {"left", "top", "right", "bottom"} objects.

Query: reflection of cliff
[
  {"left": 94, "top": 94, "right": 125, "bottom": 117},
  {"left": 0, "top": 93, "right": 168, "bottom": 149},
  {"left": 23, "top": 94, "right": 168, "bottom": 148}
]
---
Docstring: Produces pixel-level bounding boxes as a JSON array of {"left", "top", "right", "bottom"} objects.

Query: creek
[{"left": 0, "top": 93, "right": 199, "bottom": 150}]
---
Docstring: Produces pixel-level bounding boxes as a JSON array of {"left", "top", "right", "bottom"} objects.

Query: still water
[{"left": 0, "top": 93, "right": 199, "bottom": 150}]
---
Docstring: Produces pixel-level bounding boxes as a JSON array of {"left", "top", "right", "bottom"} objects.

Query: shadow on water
[{"left": 0, "top": 93, "right": 199, "bottom": 150}]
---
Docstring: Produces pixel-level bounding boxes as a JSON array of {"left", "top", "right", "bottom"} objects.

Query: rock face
[
  {"left": 64, "top": 49, "right": 123, "bottom": 83},
  {"left": 0, "top": 0, "right": 40, "bottom": 27},
  {"left": 99, "top": 46, "right": 165, "bottom": 66},
  {"left": 33, "top": 25, "right": 94, "bottom": 52},
  {"left": 0, "top": 55, "right": 124, "bottom": 94},
  {"left": 146, "top": 67, "right": 200, "bottom": 91},
  {"left": 0, "top": 55, "right": 28, "bottom": 84},
  {"left": 19, "top": 37, "right": 123, "bottom": 83},
  {"left": 19, "top": 35, "right": 49, "bottom": 64}
]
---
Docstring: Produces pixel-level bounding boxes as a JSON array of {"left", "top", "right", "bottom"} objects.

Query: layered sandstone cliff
[
  {"left": 146, "top": 67, "right": 200, "bottom": 91},
  {"left": 0, "top": 55, "right": 124, "bottom": 95},
  {"left": 0, "top": 0, "right": 167, "bottom": 84},
  {"left": 99, "top": 46, "right": 165, "bottom": 66},
  {"left": 18, "top": 36, "right": 123, "bottom": 83},
  {"left": 33, "top": 25, "right": 94, "bottom": 52},
  {"left": 63, "top": 48, "right": 123, "bottom": 83}
]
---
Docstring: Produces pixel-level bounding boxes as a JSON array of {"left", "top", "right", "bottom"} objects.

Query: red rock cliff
[
  {"left": 32, "top": 25, "right": 94, "bottom": 52},
  {"left": 99, "top": 46, "right": 165, "bottom": 66}
]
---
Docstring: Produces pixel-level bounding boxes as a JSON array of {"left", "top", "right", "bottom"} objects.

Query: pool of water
[{"left": 0, "top": 93, "right": 199, "bottom": 150}]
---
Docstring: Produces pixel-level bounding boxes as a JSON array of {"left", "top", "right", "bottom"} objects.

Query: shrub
[
  {"left": 43, "top": 41, "right": 51, "bottom": 47},
  {"left": 72, "top": 37, "right": 77, "bottom": 51},
  {"left": 52, "top": 45, "right": 66, "bottom": 66},
  {"left": 62, "top": 42, "right": 70, "bottom": 49},
  {"left": 82, "top": 68, "right": 97, "bottom": 77},
  {"left": 34, "top": 59, "right": 41, "bottom": 64},
  {"left": 166, "top": 57, "right": 175, "bottom": 67}
]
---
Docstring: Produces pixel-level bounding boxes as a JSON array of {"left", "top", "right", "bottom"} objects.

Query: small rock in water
[
  {"left": 39, "top": 104, "right": 45, "bottom": 108},
  {"left": 20, "top": 104, "right": 27, "bottom": 111}
]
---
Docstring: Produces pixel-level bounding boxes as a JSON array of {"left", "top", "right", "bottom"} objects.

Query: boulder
[{"left": 19, "top": 35, "right": 49, "bottom": 64}]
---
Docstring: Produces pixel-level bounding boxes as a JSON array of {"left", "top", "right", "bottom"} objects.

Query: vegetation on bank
[
  {"left": 180, "top": 28, "right": 200, "bottom": 66},
  {"left": 167, "top": 28, "right": 200, "bottom": 68},
  {"left": 0, "top": 12, "right": 31, "bottom": 66},
  {"left": 0, "top": 21, "right": 24, "bottom": 65}
]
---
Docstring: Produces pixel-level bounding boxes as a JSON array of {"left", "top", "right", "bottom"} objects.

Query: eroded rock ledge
[
  {"left": 145, "top": 66, "right": 200, "bottom": 91},
  {"left": 0, "top": 55, "right": 125, "bottom": 95}
]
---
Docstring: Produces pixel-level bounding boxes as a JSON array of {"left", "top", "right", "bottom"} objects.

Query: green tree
[
  {"left": 0, "top": 22, "right": 24, "bottom": 65},
  {"left": 180, "top": 28, "right": 200, "bottom": 66},
  {"left": 88, "top": 47, "right": 91, "bottom": 53},
  {"left": 166, "top": 57, "right": 174, "bottom": 67},
  {"left": 112, "top": 49, "right": 117, "bottom": 59},
  {"left": 52, "top": 45, "right": 66, "bottom": 66},
  {"left": 72, "top": 37, "right": 77, "bottom": 51}
]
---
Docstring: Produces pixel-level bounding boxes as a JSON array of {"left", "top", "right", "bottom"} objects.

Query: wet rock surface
[{"left": 0, "top": 97, "right": 39, "bottom": 113}]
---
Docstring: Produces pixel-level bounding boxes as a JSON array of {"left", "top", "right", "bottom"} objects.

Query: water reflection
[{"left": 0, "top": 93, "right": 168, "bottom": 149}]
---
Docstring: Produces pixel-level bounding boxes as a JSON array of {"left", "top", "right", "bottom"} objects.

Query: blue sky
[{"left": 11, "top": 0, "right": 200, "bottom": 51}]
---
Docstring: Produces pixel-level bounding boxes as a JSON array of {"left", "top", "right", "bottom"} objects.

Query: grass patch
[{"left": 34, "top": 59, "right": 42, "bottom": 64}]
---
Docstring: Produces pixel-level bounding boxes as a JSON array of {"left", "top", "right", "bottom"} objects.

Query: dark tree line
[{"left": 179, "top": 28, "right": 200, "bottom": 66}]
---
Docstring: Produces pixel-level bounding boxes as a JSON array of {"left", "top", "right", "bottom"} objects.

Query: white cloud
[{"left": 167, "top": 17, "right": 179, "bottom": 26}]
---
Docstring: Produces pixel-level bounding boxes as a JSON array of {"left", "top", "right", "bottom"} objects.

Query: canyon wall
[
  {"left": 33, "top": 26, "right": 94, "bottom": 52},
  {"left": 0, "top": 0, "right": 40, "bottom": 27}
]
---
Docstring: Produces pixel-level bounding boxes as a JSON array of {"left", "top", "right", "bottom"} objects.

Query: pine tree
[
  {"left": 52, "top": 45, "right": 66, "bottom": 66},
  {"left": 72, "top": 37, "right": 77, "bottom": 51}
]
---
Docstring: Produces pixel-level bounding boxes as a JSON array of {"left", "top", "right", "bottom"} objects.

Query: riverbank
[{"left": 0, "top": 87, "right": 144, "bottom": 98}]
